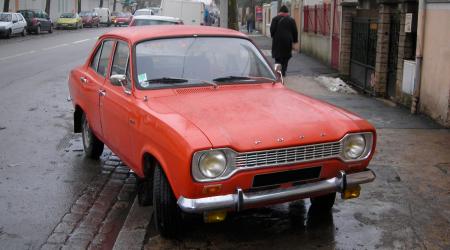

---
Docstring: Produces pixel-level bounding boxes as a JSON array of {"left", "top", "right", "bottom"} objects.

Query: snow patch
[{"left": 315, "top": 76, "right": 357, "bottom": 94}]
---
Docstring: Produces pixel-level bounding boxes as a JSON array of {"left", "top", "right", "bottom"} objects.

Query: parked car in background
[
  {"left": 112, "top": 12, "right": 132, "bottom": 26},
  {"left": 68, "top": 26, "right": 377, "bottom": 237},
  {"left": 79, "top": 11, "right": 100, "bottom": 28},
  {"left": 93, "top": 7, "right": 110, "bottom": 26},
  {"left": 129, "top": 15, "right": 183, "bottom": 26},
  {"left": 133, "top": 8, "right": 154, "bottom": 16},
  {"left": 150, "top": 7, "right": 161, "bottom": 15},
  {"left": 56, "top": 13, "right": 82, "bottom": 29},
  {"left": 160, "top": 0, "right": 204, "bottom": 25},
  {"left": 0, "top": 12, "right": 27, "bottom": 38},
  {"left": 17, "top": 9, "right": 53, "bottom": 34}
]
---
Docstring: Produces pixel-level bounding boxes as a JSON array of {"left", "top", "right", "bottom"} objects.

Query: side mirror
[
  {"left": 110, "top": 74, "right": 131, "bottom": 95},
  {"left": 274, "top": 63, "right": 284, "bottom": 85}
]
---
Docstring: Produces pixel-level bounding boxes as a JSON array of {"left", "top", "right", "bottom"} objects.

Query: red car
[
  {"left": 112, "top": 12, "right": 132, "bottom": 26},
  {"left": 79, "top": 11, "right": 100, "bottom": 28},
  {"left": 68, "top": 26, "right": 376, "bottom": 237}
]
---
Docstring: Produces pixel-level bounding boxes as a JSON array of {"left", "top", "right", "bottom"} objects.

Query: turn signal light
[
  {"left": 202, "top": 184, "right": 222, "bottom": 195},
  {"left": 342, "top": 185, "right": 361, "bottom": 199},
  {"left": 204, "top": 210, "right": 227, "bottom": 223}
]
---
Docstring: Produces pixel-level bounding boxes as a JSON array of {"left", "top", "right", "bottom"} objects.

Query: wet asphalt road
[
  {"left": 0, "top": 29, "right": 449, "bottom": 250},
  {"left": 0, "top": 27, "right": 113, "bottom": 249}
]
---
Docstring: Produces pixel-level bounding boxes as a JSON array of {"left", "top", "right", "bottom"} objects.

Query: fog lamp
[{"left": 342, "top": 185, "right": 361, "bottom": 199}]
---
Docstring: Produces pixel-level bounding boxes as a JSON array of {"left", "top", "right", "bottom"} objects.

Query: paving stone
[
  {"left": 109, "top": 155, "right": 121, "bottom": 161},
  {"left": 40, "top": 243, "right": 62, "bottom": 250},
  {"left": 114, "top": 167, "right": 130, "bottom": 174},
  {"left": 102, "top": 165, "right": 116, "bottom": 172},
  {"left": 69, "top": 230, "right": 96, "bottom": 241},
  {"left": 54, "top": 221, "right": 76, "bottom": 234},
  {"left": 47, "top": 232, "right": 68, "bottom": 244},
  {"left": 70, "top": 203, "right": 88, "bottom": 215},
  {"left": 104, "top": 160, "right": 120, "bottom": 166},
  {"left": 117, "top": 188, "right": 134, "bottom": 202},
  {"left": 125, "top": 177, "right": 136, "bottom": 184},
  {"left": 62, "top": 213, "right": 83, "bottom": 224},
  {"left": 62, "top": 238, "right": 90, "bottom": 250},
  {"left": 111, "top": 173, "right": 128, "bottom": 180}
]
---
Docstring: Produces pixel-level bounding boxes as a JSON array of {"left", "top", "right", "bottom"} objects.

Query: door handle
[
  {"left": 98, "top": 89, "right": 106, "bottom": 96},
  {"left": 80, "top": 76, "right": 88, "bottom": 84}
]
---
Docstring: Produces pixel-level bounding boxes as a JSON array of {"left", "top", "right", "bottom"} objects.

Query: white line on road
[
  {"left": 72, "top": 39, "right": 91, "bottom": 44},
  {"left": 42, "top": 43, "right": 70, "bottom": 51},
  {"left": 0, "top": 50, "right": 37, "bottom": 61}
]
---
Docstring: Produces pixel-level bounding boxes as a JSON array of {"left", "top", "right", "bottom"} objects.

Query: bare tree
[
  {"left": 3, "top": 0, "right": 9, "bottom": 12},
  {"left": 113, "top": 0, "right": 117, "bottom": 11},
  {"left": 78, "top": 0, "right": 81, "bottom": 13},
  {"left": 228, "top": 0, "right": 239, "bottom": 30},
  {"left": 100, "top": 0, "right": 104, "bottom": 8},
  {"left": 45, "top": 0, "right": 51, "bottom": 15}
]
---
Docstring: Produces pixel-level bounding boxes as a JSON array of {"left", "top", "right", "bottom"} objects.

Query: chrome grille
[{"left": 235, "top": 142, "right": 342, "bottom": 168}]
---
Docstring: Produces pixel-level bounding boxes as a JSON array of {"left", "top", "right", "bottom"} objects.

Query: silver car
[{"left": 0, "top": 12, "right": 27, "bottom": 38}]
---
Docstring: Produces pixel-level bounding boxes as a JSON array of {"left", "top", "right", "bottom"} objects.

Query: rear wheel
[
  {"left": 48, "top": 25, "right": 53, "bottom": 33},
  {"left": 81, "top": 113, "right": 104, "bottom": 159},
  {"left": 5, "top": 29, "right": 11, "bottom": 39},
  {"left": 310, "top": 192, "right": 336, "bottom": 211},
  {"left": 36, "top": 25, "right": 40, "bottom": 35},
  {"left": 21, "top": 28, "right": 26, "bottom": 36},
  {"left": 153, "top": 165, "right": 182, "bottom": 237}
]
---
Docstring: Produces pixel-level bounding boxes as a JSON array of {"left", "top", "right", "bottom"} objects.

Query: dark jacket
[{"left": 270, "top": 14, "right": 298, "bottom": 59}]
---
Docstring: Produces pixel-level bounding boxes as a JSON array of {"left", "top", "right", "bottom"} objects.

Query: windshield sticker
[{"left": 138, "top": 73, "right": 147, "bottom": 83}]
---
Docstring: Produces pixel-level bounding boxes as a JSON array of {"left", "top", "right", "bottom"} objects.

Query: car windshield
[
  {"left": 61, "top": 13, "right": 75, "bottom": 18},
  {"left": 117, "top": 12, "right": 131, "bottom": 17},
  {"left": 134, "top": 10, "right": 152, "bottom": 16},
  {"left": 0, "top": 13, "right": 12, "bottom": 22},
  {"left": 135, "top": 37, "right": 276, "bottom": 89},
  {"left": 133, "top": 19, "right": 177, "bottom": 26},
  {"left": 79, "top": 11, "right": 92, "bottom": 17}
]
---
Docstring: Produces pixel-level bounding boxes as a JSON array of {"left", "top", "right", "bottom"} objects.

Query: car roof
[
  {"left": 132, "top": 15, "right": 180, "bottom": 21},
  {"left": 100, "top": 25, "right": 247, "bottom": 44}
]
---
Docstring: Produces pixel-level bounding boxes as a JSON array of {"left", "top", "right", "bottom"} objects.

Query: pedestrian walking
[
  {"left": 270, "top": 5, "right": 298, "bottom": 76},
  {"left": 247, "top": 13, "right": 254, "bottom": 33}
]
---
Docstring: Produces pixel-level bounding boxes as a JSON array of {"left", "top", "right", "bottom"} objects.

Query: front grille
[
  {"left": 252, "top": 167, "right": 322, "bottom": 187},
  {"left": 235, "top": 142, "right": 341, "bottom": 168}
]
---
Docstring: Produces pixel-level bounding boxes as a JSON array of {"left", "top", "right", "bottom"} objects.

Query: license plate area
[{"left": 252, "top": 166, "right": 322, "bottom": 188}]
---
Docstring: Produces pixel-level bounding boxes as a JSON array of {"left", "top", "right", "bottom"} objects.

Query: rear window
[
  {"left": 61, "top": 13, "right": 75, "bottom": 18},
  {"left": 134, "top": 10, "right": 152, "bottom": 16},
  {"left": 18, "top": 10, "right": 34, "bottom": 18},
  {"left": 133, "top": 19, "right": 177, "bottom": 26}
]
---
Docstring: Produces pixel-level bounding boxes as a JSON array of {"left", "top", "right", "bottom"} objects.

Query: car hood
[
  {"left": 0, "top": 21, "right": 11, "bottom": 27},
  {"left": 151, "top": 85, "right": 365, "bottom": 151}
]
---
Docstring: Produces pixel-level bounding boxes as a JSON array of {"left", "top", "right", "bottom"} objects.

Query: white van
[
  {"left": 93, "top": 7, "right": 110, "bottom": 26},
  {"left": 160, "top": 0, "right": 205, "bottom": 25}
]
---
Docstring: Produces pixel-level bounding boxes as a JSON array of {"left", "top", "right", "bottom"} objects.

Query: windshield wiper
[
  {"left": 144, "top": 77, "right": 188, "bottom": 84},
  {"left": 212, "top": 76, "right": 253, "bottom": 82}
]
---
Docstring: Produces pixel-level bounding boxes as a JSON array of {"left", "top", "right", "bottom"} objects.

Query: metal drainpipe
[{"left": 411, "top": 0, "right": 426, "bottom": 114}]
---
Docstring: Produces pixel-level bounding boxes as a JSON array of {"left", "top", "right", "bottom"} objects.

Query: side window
[
  {"left": 111, "top": 42, "right": 131, "bottom": 89},
  {"left": 90, "top": 43, "right": 103, "bottom": 71},
  {"left": 18, "top": 14, "right": 24, "bottom": 21},
  {"left": 12, "top": 14, "right": 18, "bottom": 22},
  {"left": 97, "top": 40, "right": 115, "bottom": 77}
]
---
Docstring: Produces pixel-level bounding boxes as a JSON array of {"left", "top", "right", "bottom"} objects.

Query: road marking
[
  {"left": 72, "top": 39, "right": 90, "bottom": 44},
  {"left": 42, "top": 43, "right": 70, "bottom": 51},
  {"left": 0, "top": 50, "right": 36, "bottom": 61}
]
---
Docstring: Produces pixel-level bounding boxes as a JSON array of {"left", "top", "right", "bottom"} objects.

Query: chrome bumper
[{"left": 177, "top": 170, "right": 375, "bottom": 213}]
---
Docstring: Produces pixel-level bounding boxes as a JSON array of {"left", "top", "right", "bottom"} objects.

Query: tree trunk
[
  {"left": 228, "top": 0, "right": 239, "bottom": 31},
  {"left": 100, "top": 0, "right": 104, "bottom": 8},
  {"left": 78, "top": 0, "right": 81, "bottom": 13},
  {"left": 113, "top": 0, "right": 117, "bottom": 11},
  {"left": 45, "top": 0, "right": 51, "bottom": 15},
  {"left": 3, "top": 0, "right": 9, "bottom": 12}
]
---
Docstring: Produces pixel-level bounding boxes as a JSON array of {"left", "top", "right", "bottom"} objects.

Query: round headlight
[
  {"left": 198, "top": 151, "right": 227, "bottom": 178},
  {"left": 343, "top": 134, "right": 366, "bottom": 159}
]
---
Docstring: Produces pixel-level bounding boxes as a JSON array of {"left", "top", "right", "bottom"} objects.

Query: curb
[{"left": 112, "top": 197, "right": 153, "bottom": 250}]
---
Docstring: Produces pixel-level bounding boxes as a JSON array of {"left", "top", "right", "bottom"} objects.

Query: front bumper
[{"left": 177, "top": 170, "right": 375, "bottom": 213}]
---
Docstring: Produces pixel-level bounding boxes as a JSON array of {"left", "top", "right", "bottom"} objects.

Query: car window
[
  {"left": 111, "top": 42, "right": 131, "bottom": 89},
  {"left": 97, "top": 40, "right": 115, "bottom": 77},
  {"left": 133, "top": 19, "right": 177, "bottom": 26},
  {"left": 18, "top": 14, "right": 24, "bottom": 21},
  {"left": 90, "top": 43, "right": 103, "bottom": 71},
  {"left": 0, "top": 13, "right": 12, "bottom": 22},
  {"left": 12, "top": 14, "right": 18, "bottom": 22}
]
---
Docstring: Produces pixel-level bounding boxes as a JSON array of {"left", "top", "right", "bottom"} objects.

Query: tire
[
  {"left": 153, "top": 165, "right": 182, "bottom": 237},
  {"left": 310, "top": 192, "right": 336, "bottom": 212},
  {"left": 36, "top": 25, "right": 40, "bottom": 35},
  {"left": 5, "top": 29, "right": 11, "bottom": 39},
  {"left": 21, "top": 28, "right": 26, "bottom": 36},
  {"left": 81, "top": 113, "right": 104, "bottom": 159},
  {"left": 136, "top": 167, "right": 153, "bottom": 206},
  {"left": 48, "top": 25, "right": 53, "bottom": 33}
]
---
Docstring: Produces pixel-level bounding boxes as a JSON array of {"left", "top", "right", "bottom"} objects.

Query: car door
[
  {"left": 11, "top": 14, "right": 19, "bottom": 34},
  {"left": 80, "top": 40, "right": 115, "bottom": 138},
  {"left": 99, "top": 40, "right": 134, "bottom": 164},
  {"left": 17, "top": 14, "right": 26, "bottom": 32}
]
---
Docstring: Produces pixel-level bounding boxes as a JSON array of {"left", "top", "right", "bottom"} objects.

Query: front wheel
[
  {"left": 81, "top": 113, "right": 104, "bottom": 159},
  {"left": 153, "top": 165, "right": 182, "bottom": 237},
  {"left": 21, "top": 28, "right": 26, "bottom": 36},
  {"left": 48, "top": 25, "right": 53, "bottom": 33},
  {"left": 310, "top": 192, "right": 336, "bottom": 212},
  {"left": 5, "top": 29, "right": 11, "bottom": 39},
  {"left": 36, "top": 25, "right": 40, "bottom": 34}
]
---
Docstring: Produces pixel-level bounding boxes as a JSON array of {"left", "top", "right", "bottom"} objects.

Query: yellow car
[{"left": 56, "top": 13, "right": 82, "bottom": 29}]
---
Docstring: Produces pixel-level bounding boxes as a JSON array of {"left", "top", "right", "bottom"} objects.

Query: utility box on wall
[{"left": 402, "top": 60, "right": 416, "bottom": 95}]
